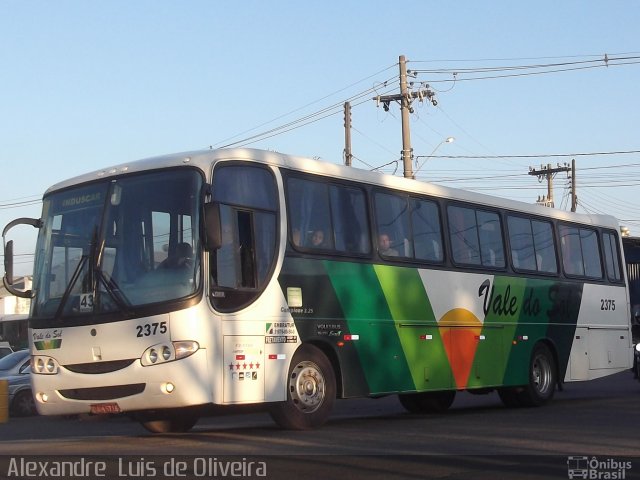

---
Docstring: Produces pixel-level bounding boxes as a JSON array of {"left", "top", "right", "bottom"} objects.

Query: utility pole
[
  {"left": 373, "top": 55, "right": 437, "bottom": 178},
  {"left": 528, "top": 163, "right": 571, "bottom": 208},
  {"left": 399, "top": 55, "right": 413, "bottom": 178},
  {"left": 570, "top": 159, "right": 577, "bottom": 212},
  {"left": 343, "top": 102, "right": 352, "bottom": 167}
]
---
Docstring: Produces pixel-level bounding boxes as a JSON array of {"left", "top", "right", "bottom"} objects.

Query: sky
[{"left": 1, "top": 0, "right": 640, "bottom": 276}]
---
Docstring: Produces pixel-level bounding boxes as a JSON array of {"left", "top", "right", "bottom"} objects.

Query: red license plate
[{"left": 90, "top": 403, "right": 122, "bottom": 414}]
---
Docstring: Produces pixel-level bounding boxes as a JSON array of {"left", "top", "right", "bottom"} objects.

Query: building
[{"left": 0, "top": 276, "right": 31, "bottom": 349}]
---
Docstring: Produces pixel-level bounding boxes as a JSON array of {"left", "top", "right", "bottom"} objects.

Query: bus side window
[
  {"left": 559, "top": 224, "right": 603, "bottom": 279},
  {"left": 508, "top": 216, "right": 536, "bottom": 271},
  {"left": 477, "top": 210, "right": 505, "bottom": 268},
  {"left": 287, "top": 178, "right": 333, "bottom": 250},
  {"left": 560, "top": 225, "right": 585, "bottom": 276},
  {"left": 603, "top": 231, "right": 622, "bottom": 282},
  {"left": 532, "top": 220, "right": 557, "bottom": 274},
  {"left": 412, "top": 197, "right": 443, "bottom": 263},
  {"left": 508, "top": 216, "right": 557, "bottom": 274},
  {"left": 374, "top": 192, "right": 411, "bottom": 259},
  {"left": 329, "top": 184, "right": 370, "bottom": 255},
  {"left": 448, "top": 205, "right": 481, "bottom": 265},
  {"left": 580, "top": 228, "right": 602, "bottom": 279}
]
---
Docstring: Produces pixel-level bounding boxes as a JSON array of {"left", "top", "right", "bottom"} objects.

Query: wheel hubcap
[
  {"left": 289, "top": 361, "right": 325, "bottom": 413},
  {"left": 532, "top": 353, "right": 552, "bottom": 395}
]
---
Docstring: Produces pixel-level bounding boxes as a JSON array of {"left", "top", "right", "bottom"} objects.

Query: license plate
[{"left": 90, "top": 403, "right": 122, "bottom": 414}]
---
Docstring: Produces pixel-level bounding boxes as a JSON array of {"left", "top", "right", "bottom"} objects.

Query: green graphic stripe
[
  {"left": 467, "top": 276, "right": 526, "bottom": 388},
  {"left": 324, "top": 261, "right": 414, "bottom": 393},
  {"left": 34, "top": 339, "right": 62, "bottom": 351},
  {"left": 374, "top": 264, "right": 451, "bottom": 390},
  {"left": 282, "top": 257, "right": 584, "bottom": 393}
]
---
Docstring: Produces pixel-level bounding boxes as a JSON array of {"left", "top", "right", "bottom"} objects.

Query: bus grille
[
  {"left": 59, "top": 383, "right": 145, "bottom": 401},
  {"left": 64, "top": 359, "right": 137, "bottom": 374}
]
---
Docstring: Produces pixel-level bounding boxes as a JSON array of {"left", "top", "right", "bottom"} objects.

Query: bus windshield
[{"left": 32, "top": 169, "right": 203, "bottom": 322}]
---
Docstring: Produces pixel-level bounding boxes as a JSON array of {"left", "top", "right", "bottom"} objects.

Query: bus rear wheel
[
  {"left": 269, "top": 344, "right": 336, "bottom": 430},
  {"left": 515, "top": 343, "right": 557, "bottom": 407},
  {"left": 398, "top": 390, "right": 456, "bottom": 414}
]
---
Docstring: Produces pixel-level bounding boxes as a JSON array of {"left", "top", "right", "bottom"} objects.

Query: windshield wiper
[
  {"left": 53, "top": 254, "right": 88, "bottom": 321},
  {"left": 92, "top": 224, "right": 133, "bottom": 317},
  {"left": 95, "top": 269, "right": 133, "bottom": 317}
]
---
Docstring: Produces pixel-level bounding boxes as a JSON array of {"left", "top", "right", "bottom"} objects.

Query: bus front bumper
[{"left": 31, "top": 348, "right": 212, "bottom": 416}]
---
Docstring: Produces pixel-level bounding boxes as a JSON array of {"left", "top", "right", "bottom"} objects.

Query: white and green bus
[{"left": 2, "top": 148, "right": 633, "bottom": 432}]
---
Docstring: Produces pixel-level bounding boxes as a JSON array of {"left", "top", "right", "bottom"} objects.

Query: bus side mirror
[
  {"left": 3, "top": 217, "right": 41, "bottom": 299},
  {"left": 4, "top": 240, "right": 14, "bottom": 285},
  {"left": 203, "top": 203, "right": 222, "bottom": 251}
]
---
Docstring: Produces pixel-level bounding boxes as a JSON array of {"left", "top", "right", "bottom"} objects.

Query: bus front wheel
[
  {"left": 136, "top": 410, "right": 199, "bottom": 433},
  {"left": 269, "top": 344, "right": 336, "bottom": 430}
]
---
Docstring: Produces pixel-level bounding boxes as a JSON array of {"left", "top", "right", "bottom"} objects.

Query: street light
[{"left": 414, "top": 136, "right": 455, "bottom": 177}]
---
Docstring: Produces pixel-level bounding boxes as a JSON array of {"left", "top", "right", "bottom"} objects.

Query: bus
[
  {"left": 2, "top": 148, "right": 633, "bottom": 432},
  {"left": 0, "top": 314, "right": 28, "bottom": 351}
]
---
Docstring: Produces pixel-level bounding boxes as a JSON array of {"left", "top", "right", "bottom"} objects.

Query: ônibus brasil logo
[{"left": 567, "top": 456, "right": 632, "bottom": 479}]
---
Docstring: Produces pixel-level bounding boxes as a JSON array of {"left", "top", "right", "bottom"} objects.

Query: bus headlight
[
  {"left": 32, "top": 356, "right": 59, "bottom": 375},
  {"left": 162, "top": 346, "right": 171, "bottom": 361},
  {"left": 173, "top": 341, "right": 199, "bottom": 360},
  {"left": 635, "top": 343, "right": 640, "bottom": 354},
  {"left": 141, "top": 341, "right": 199, "bottom": 366},
  {"left": 148, "top": 349, "right": 159, "bottom": 364}
]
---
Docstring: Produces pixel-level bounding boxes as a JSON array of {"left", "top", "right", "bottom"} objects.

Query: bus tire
[
  {"left": 398, "top": 390, "right": 456, "bottom": 414},
  {"left": 11, "top": 390, "right": 37, "bottom": 417},
  {"left": 517, "top": 343, "right": 557, "bottom": 407},
  {"left": 269, "top": 344, "right": 336, "bottom": 430},
  {"left": 137, "top": 411, "right": 199, "bottom": 433}
]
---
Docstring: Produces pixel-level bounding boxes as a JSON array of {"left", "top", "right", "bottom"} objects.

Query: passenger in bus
[
  {"left": 162, "top": 242, "right": 192, "bottom": 269},
  {"left": 310, "top": 229, "right": 327, "bottom": 248},
  {"left": 291, "top": 228, "right": 302, "bottom": 247},
  {"left": 378, "top": 233, "right": 398, "bottom": 256}
]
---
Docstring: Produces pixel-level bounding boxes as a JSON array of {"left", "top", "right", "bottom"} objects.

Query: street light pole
[{"left": 414, "top": 137, "right": 455, "bottom": 177}]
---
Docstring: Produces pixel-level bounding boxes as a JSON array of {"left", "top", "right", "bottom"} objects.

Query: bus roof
[{"left": 45, "top": 147, "right": 620, "bottom": 231}]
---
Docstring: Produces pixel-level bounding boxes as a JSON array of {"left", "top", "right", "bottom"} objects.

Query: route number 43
[{"left": 79, "top": 293, "right": 94, "bottom": 312}]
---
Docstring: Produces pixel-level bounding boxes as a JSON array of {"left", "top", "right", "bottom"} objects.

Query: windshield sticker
[
  {"left": 79, "top": 293, "right": 94, "bottom": 312},
  {"left": 286, "top": 287, "right": 303, "bottom": 307}
]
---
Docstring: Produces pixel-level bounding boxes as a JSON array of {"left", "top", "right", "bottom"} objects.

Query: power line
[
  {"left": 420, "top": 150, "right": 640, "bottom": 160},
  {"left": 410, "top": 54, "right": 638, "bottom": 74},
  {"left": 218, "top": 80, "right": 398, "bottom": 149},
  {"left": 408, "top": 54, "right": 640, "bottom": 83},
  {"left": 0, "top": 199, "right": 42, "bottom": 209},
  {"left": 408, "top": 52, "right": 640, "bottom": 64}
]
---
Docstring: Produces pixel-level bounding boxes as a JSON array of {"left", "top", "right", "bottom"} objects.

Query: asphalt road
[{"left": 0, "top": 371, "right": 638, "bottom": 479}]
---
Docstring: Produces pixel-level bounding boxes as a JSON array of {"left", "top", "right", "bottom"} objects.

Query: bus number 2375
[{"left": 136, "top": 322, "right": 168, "bottom": 337}]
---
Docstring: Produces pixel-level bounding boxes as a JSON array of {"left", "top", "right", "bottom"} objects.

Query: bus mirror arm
[
  {"left": 2, "top": 217, "right": 41, "bottom": 299},
  {"left": 3, "top": 275, "right": 33, "bottom": 299},
  {"left": 203, "top": 203, "right": 222, "bottom": 251}
]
